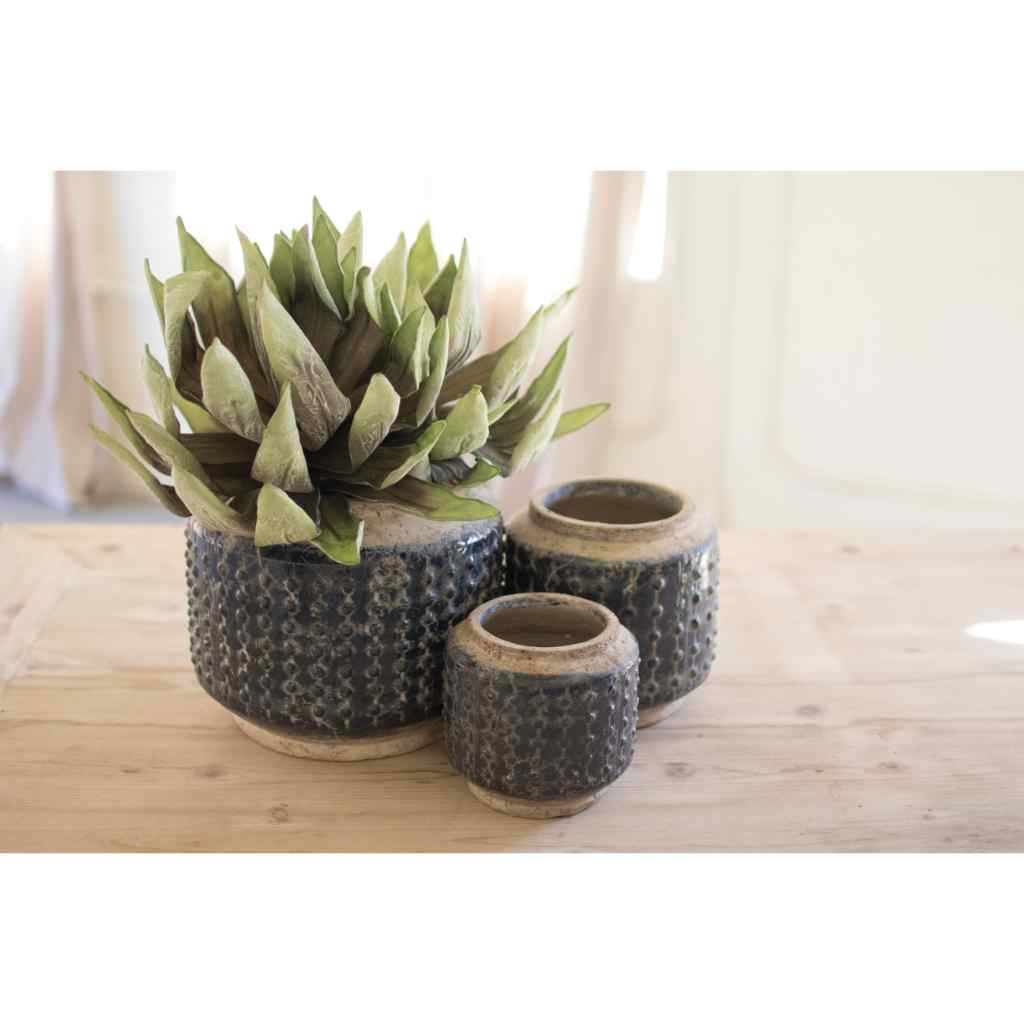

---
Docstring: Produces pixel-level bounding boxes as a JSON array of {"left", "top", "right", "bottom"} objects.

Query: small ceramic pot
[
  {"left": 185, "top": 502, "right": 503, "bottom": 761},
  {"left": 506, "top": 479, "right": 719, "bottom": 727},
  {"left": 444, "top": 593, "right": 639, "bottom": 818}
]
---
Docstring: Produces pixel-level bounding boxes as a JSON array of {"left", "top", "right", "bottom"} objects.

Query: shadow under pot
[
  {"left": 185, "top": 503, "right": 503, "bottom": 761},
  {"left": 444, "top": 593, "right": 639, "bottom": 818},
  {"left": 506, "top": 479, "right": 719, "bottom": 727}
]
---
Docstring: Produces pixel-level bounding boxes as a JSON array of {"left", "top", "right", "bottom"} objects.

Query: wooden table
[{"left": 2, "top": 524, "right": 1022, "bottom": 852}]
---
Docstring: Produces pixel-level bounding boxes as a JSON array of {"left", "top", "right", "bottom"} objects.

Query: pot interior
[
  {"left": 544, "top": 481, "right": 682, "bottom": 525},
  {"left": 480, "top": 602, "right": 607, "bottom": 648}
]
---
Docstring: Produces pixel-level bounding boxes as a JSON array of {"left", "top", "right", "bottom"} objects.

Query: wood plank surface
[{"left": 1, "top": 524, "right": 1022, "bottom": 852}]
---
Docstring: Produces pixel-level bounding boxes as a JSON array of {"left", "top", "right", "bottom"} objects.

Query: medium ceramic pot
[
  {"left": 506, "top": 479, "right": 718, "bottom": 727},
  {"left": 444, "top": 593, "right": 639, "bottom": 818},
  {"left": 185, "top": 502, "right": 503, "bottom": 761}
]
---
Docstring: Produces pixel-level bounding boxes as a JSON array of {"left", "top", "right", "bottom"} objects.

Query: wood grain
[{"left": 1, "top": 524, "right": 1022, "bottom": 851}]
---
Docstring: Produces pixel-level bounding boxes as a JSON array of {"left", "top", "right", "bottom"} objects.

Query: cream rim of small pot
[
  {"left": 464, "top": 592, "right": 625, "bottom": 673},
  {"left": 528, "top": 478, "right": 691, "bottom": 544}
]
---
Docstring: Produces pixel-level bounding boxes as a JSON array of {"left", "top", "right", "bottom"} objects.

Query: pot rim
[
  {"left": 528, "top": 477, "right": 691, "bottom": 543},
  {"left": 466, "top": 592, "right": 620, "bottom": 661}
]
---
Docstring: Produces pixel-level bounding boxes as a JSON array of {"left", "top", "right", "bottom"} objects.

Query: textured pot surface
[
  {"left": 444, "top": 593, "right": 639, "bottom": 812},
  {"left": 506, "top": 479, "right": 718, "bottom": 719},
  {"left": 185, "top": 504, "right": 503, "bottom": 744}
]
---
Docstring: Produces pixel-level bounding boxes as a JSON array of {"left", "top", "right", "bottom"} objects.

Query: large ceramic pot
[
  {"left": 444, "top": 593, "right": 639, "bottom": 818},
  {"left": 185, "top": 502, "right": 503, "bottom": 761},
  {"left": 506, "top": 479, "right": 718, "bottom": 727}
]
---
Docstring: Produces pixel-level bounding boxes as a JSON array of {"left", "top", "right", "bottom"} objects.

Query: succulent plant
[{"left": 84, "top": 199, "right": 608, "bottom": 563}]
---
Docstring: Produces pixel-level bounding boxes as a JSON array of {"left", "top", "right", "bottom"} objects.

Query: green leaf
[
  {"left": 142, "top": 345, "right": 179, "bottom": 435},
  {"left": 348, "top": 373, "right": 400, "bottom": 470},
  {"left": 172, "top": 464, "right": 251, "bottom": 534},
  {"left": 490, "top": 334, "right": 570, "bottom": 441},
  {"left": 143, "top": 260, "right": 166, "bottom": 334},
  {"left": 329, "top": 267, "right": 389, "bottom": 395},
  {"left": 542, "top": 285, "right": 578, "bottom": 320},
  {"left": 336, "top": 211, "right": 363, "bottom": 312},
  {"left": 454, "top": 458, "right": 501, "bottom": 491},
  {"left": 353, "top": 421, "right": 445, "bottom": 489},
  {"left": 251, "top": 384, "right": 312, "bottom": 493},
  {"left": 446, "top": 240, "right": 481, "bottom": 368},
  {"left": 407, "top": 222, "right": 439, "bottom": 296},
  {"left": 237, "top": 230, "right": 278, "bottom": 384},
  {"left": 178, "top": 432, "right": 258, "bottom": 464},
  {"left": 162, "top": 271, "right": 206, "bottom": 381},
  {"left": 312, "top": 494, "right": 364, "bottom": 565},
  {"left": 552, "top": 402, "right": 611, "bottom": 440},
  {"left": 336, "top": 476, "right": 499, "bottom": 522},
  {"left": 312, "top": 204, "right": 345, "bottom": 314},
  {"left": 433, "top": 386, "right": 489, "bottom": 461},
  {"left": 90, "top": 426, "right": 189, "bottom": 516},
  {"left": 373, "top": 232, "right": 407, "bottom": 312},
  {"left": 254, "top": 483, "right": 318, "bottom": 547},
  {"left": 403, "top": 280, "right": 427, "bottom": 318},
  {"left": 127, "top": 411, "right": 217, "bottom": 491},
  {"left": 81, "top": 374, "right": 169, "bottom": 473},
  {"left": 291, "top": 225, "right": 344, "bottom": 359},
  {"left": 256, "top": 281, "right": 350, "bottom": 450},
  {"left": 423, "top": 254, "right": 457, "bottom": 320},
  {"left": 200, "top": 339, "right": 264, "bottom": 443},
  {"left": 176, "top": 218, "right": 247, "bottom": 353},
  {"left": 487, "top": 397, "right": 517, "bottom": 425},
  {"left": 483, "top": 305, "right": 544, "bottom": 408},
  {"left": 414, "top": 316, "right": 449, "bottom": 426},
  {"left": 507, "top": 389, "right": 564, "bottom": 474},
  {"left": 171, "top": 381, "right": 224, "bottom": 433},
  {"left": 269, "top": 233, "right": 296, "bottom": 307},
  {"left": 384, "top": 305, "right": 433, "bottom": 397}
]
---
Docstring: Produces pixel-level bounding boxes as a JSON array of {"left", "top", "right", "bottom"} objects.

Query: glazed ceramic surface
[
  {"left": 444, "top": 593, "right": 639, "bottom": 808},
  {"left": 506, "top": 479, "right": 718, "bottom": 721},
  {"left": 185, "top": 503, "right": 503, "bottom": 743}
]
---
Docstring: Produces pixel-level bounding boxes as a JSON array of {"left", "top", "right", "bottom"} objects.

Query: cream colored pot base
[
  {"left": 232, "top": 714, "right": 442, "bottom": 762},
  {"left": 467, "top": 782, "right": 608, "bottom": 819},
  {"left": 638, "top": 695, "right": 687, "bottom": 728}
]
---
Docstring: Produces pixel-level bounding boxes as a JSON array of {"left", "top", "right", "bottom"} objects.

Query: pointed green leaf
[
  {"left": 171, "top": 381, "right": 224, "bottom": 433},
  {"left": 312, "top": 209, "right": 345, "bottom": 314},
  {"left": 373, "top": 232, "right": 407, "bottom": 312},
  {"left": 408, "top": 316, "right": 446, "bottom": 428},
  {"left": 423, "top": 254, "right": 457, "bottom": 320},
  {"left": 254, "top": 483, "right": 317, "bottom": 547},
  {"left": 257, "top": 281, "right": 350, "bottom": 450},
  {"left": 542, "top": 285, "right": 578, "bottom": 320},
  {"left": 291, "top": 225, "right": 344, "bottom": 361},
  {"left": 81, "top": 374, "right": 169, "bottom": 473},
  {"left": 90, "top": 426, "right": 189, "bottom": 516},
  {"left": 446, "top": 240, "right": 481, "bottom": 368},
  {"left": 483, "top": 305, "right": 545, "bottom": 408},
  {"left": 127, "top": 411, "right": 217, "bottom": 491},
  {"left": 487, "top": 397, "right": 517, "bottom": 425},
  {"left": 348, "top": 373, "right": 400, "bottom": 470},
  {"left": 490, "top": 334, "right": 570, "bottom": 441},
  {"left": 403, "top": 280, "right": 427, "bottom": 318},
  {"left": 290, "top": 224, "right": 340, "bottom": 319},
  {"left": 335, "top": 476, "right": 499, "bottom": 522},
  {"left": 269, "top": 233, "right": 296, "bottom": 307},
  {"left": 354, "top": 421, "right": 445, "bottom": 489},
  {"left": 172, "top": 464, "right": 250, "bottom": 534},
  {"left": 454, "top": 458, "right": 501, "bottom": 491},
  {"left": 176, "top": 218, "right": 247, "bottom": 353},
  {"left": 142, "top": 345, "right": 179, "bottom": 434},
  {"left": 178, "top": 432, "right": 258, "bottom": 464},
  {"left": 237, "top": 230, "right": 279, "bottom": 383},
  {"left": 329, "top": 267, "right": 389, "bottom": 395},
  {"left": 507, "top": 389, "right": 564, "bottom": 474},
  {"left": 377, "top": 282, "right": 402, "bottom": 336},
  {"left": 162, "top": 271, "right": 206, "bottom": 380},
  {"left": 552, "top": 402, "right": 611, "bottom": 440},
  {"left": 251, "top": 384, "right": 312, "bottom": 492},
  {"left": 200, "top": 339, "right": 264, "bottom": 443},
  {"left": 143, "top": 260, "right": 166, "bottom": 334},
  {"left": 407, "top": 222, "right": 439, "bottom": 296},
  {"left": 433, "top": 386, "right": 489, "bottom": 461},
  {"left": 336, "top": 211, "right": 363, "bottom": 270},
  {"left": 384, "top": 305, "right": 433, "bottom": 397},
  {"left": 312, "top": 494, "right": 364, "bottom": 565}
]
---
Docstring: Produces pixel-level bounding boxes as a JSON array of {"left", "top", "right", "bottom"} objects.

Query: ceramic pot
[
  {"left": 506, "top": 479, "right": 718, "bottom": 727},
  {"left": 444, "top": 593, "right": 639, "bottom": 818},
  {"left": 185, "top": 502, "right": 503, "bottom": 761}
]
